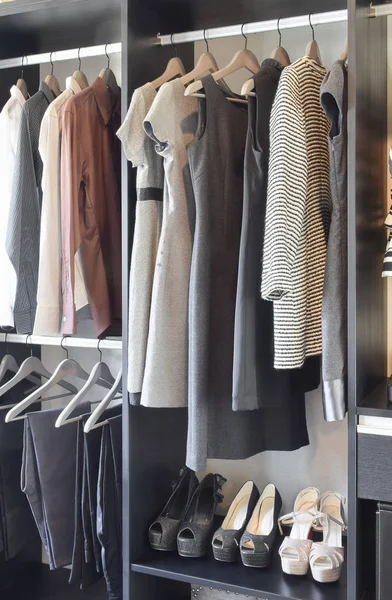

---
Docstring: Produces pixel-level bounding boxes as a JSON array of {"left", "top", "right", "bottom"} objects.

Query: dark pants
[
  {"left": 0, "top": 408, "right": 38, "bottom": 560},
  {"left": 97, "top": 415, "right": 122, "bottom": 600},
  {"left": 71, "top": 406, "right": 121, "bottom": 590},
  {"left": 21, "top": 407, "right": 85, "bottom": 569}
]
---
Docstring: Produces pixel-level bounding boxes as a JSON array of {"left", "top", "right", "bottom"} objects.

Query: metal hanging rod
[
  {"left": 0, "top": 333, "right": 122, "bottom": 351},
  {"left": 0, "top": 42, "right": 121, "bottom": 71},
  {"left": 158, "top": 10, "right": 348, "bottom": 46},
  {"left": 369, "top": 4, "right": 392, "bottom": 18}
]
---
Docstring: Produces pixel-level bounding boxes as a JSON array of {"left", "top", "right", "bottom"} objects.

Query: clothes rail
[
  {"left": 157, "top": 10, "right": 348, "bottom": 46},
  {"left": 0, "top": 42, "right": 121, "bottom": 71},
  {"left": 0, "top": 334, "right": 122, "bottom": 351},
  {"left": 369, "top": 4, "right": 392, "bottom": 18}
]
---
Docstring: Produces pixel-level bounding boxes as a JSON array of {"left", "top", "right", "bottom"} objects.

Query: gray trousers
[{"left": 21, "top": 407, "right": 85, "bottom": 569}]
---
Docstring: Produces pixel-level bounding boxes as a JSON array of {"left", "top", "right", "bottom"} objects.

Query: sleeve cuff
[
  {"left": 61, "top": 302, "right": 76, "bottom": 334},
  {"left": 261, "top": 269, "right": 292, "bottom": 302},
  {"left": 33, "top": 305, "right": 61, "bottom": 336}
]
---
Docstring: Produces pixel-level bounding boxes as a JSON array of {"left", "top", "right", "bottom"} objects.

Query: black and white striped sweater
[{"left": 261, "top": 56, "right": 331, "bottom": 370}]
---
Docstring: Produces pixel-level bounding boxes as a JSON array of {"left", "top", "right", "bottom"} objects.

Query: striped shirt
[
  {"left": 6, "top": 81, "right": 55, "bottom": 334},
  {"left": 261, "top": 56, "right": 331, "bottom": 369}
]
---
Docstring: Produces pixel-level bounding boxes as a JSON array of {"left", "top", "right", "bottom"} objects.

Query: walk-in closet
[{"left": 0, "top": 0, "right": 391, "bottom": 599}]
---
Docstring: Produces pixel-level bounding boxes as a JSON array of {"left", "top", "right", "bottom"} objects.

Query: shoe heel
[
  {"left": 241, "top": 551, "right": 270, "bottom": 568},
  {"left": 178, "top": 535, "right": 207, "bottom": 558},
  {"left": 212, "top": 546, "right": 238, "bottom": 563},
  {"left": 281, "top": 557, "right": 310, "bottom": 576}
]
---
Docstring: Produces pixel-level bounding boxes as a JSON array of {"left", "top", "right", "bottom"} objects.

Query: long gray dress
[
  {"left": 186, "top": 75, "right": 309, "bottom": 472},
  {"left": 320, "top": 60, "right": 348, "bottom": 422}
]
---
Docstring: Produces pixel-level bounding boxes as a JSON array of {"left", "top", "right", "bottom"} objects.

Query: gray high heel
[
  {"left": 177, "top": 473, "right": 226, "bottom": 558},
  {"left": 149, "top": 467, "right": 198, "bottom": 551}
]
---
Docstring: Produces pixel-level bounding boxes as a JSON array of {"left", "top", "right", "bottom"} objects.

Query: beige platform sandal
[
  {"left": 278, "top": 487, "right": 320, "bottom": 576},
  {"left": 310, "top": 491, "right": 346, "bottom": 583}
]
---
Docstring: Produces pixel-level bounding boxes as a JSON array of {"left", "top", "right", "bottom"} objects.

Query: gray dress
[
  {"left": 320, "top": 60, "right": 348, "bottom": 422},
  {"left": 186, "top": 75, "right": 309, "bottom": 472}
]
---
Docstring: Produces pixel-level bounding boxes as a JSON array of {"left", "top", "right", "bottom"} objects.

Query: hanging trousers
[{"left": 97, "top": 415, "right": 122, "bottom": 600}]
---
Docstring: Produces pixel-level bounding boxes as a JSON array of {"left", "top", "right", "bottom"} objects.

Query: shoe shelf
[
  {"left": 356, "top": 379, "right": 392, "bottom": 418},
  {"left": 131, "top": 543, "right": 347, "bottom": 600}
]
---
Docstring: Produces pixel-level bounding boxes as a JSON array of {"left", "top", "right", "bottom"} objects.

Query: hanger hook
[
  {"left": 170, "top": 34, "right": 178, "bottom": 58},
  {"left": 104, "top": 43, "right": 110, "bottom": 69},
  {"left": 203, "top": 28, "right": 209, "bottom": 53},
  {"left": 277, "top": 18, "right": 282, "bottom": 46},
  {"left": 4, "top": 331, "right": 8, "bottom": 355},
  {"left": 309, "top": 14, "right": 315, "bottom": 41},
  {"left": 241, "top": 23, "right": 248, "bottom": 50},
  {"left": 49, "top": 51, "right": 54, "bottom": 76},
  {"left": 26, "top": 334, "right": 33, "bottom": 357},
  {"left": 97, "top": 339, "right": 103, "bottom": 362},
  {"left": 21, "top": 55, "right": 25, "bottom": 79},
  {"left": 77, "top": 47, "right": 82, "bottom": 71},
  {"left": 60, "top": 336, "right": 69, "bottom": 360}
]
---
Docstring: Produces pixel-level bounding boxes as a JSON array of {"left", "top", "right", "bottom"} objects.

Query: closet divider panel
[
  {"left": 347, "top": 1, "right": 388, "bottom": 599},
  {"left": 122, "top": 1, "right": 193, "bottom": 599}
]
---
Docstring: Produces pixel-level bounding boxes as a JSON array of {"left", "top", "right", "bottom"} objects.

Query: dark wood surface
[
  {"left": 0, "top": 65, "right": 38, "bottom": 110},
  {"left": 0, "top": 0, "right": 121, "bottom": 59},
  {"left": 132, "top": 543, "right": 347, "bottom": 600},
  {"left": 129, "top": 0, "right": 347, "bottom": 36},
  {"left": 357, "top": 380, "right": 392, "bottom": 417},
  {"left": 347, "top": 1, "right": 388, "bottom": 599},
  {"left": 0, "top": 564, "right": 107, "bottom": 600}
]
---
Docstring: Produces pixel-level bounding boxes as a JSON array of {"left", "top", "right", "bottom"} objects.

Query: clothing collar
[
  {"left": 260, "top": 58, "right": 284, "bottom": 75},
  {"left": 66, "top": 76, "right": 82, "bottom": 96},
  {"left": 10, "top": 85, "right": 27, "bottom": 107},
  {"left": 39, "top": 81, "right": 56, "bottom": 104},
  {"left": 91, "top": 77, "right": 120, "bottom": 125}
]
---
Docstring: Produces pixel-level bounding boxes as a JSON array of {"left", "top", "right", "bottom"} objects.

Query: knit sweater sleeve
[{"left": 261, "top": 65, "right": 308, "bottom": 302}]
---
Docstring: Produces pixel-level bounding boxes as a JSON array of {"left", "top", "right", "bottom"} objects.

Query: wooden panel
[
  {"left": 347, "top": 1, "right": 388, "bottom": 600},
  {"left": 129, "top": 0, "right": 347, "bottom": 36},
  {"left": 0, "top": 64, "right": 38, "bottom": 109},
  {"left": 121, "top": 2, "right": 193, "bottom": 600},
  {"left": 0, "top": 0, "right": 121, "bottom": 59}
]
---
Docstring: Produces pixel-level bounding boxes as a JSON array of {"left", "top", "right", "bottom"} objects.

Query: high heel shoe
[
  {"left": 278, "top": 487, "right": 320, "bottom": 575},
  {"left": 149, "top": 466, "right": 198, "bottom": 551},
  {"left": 212, "top": 481, "right": 259, "bottom": 563},
  {"left": 310, "top": 491, "right": 346, "bottom": 583},
  {"left": 177, "top": 473, "right": 226, "bottom": 558},
  {"left": 240, "top": 483, "right": 282, "bottom": 568}
]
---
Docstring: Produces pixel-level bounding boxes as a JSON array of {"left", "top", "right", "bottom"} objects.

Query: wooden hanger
[
  {"left": 339, "top": 40, "right": 348, "bottom": 63},
  {"left": 99, "top": 44, "right": 120, "bottom": 96},
  {"left": 242, "top": 18, "right": 290, "bottom": 97},
  {"left": 179, "top": 29, "right": 218, "bottom": 85},
  {"left": 152, "top": 35, "right": 186, "bottom": 89},
  {"left": 72, "top": 48, "right": 89, "bottom": 89},
  {"left": 84, "top": 369, "right": 122, "bottom": 433},
  {"left": 180, "top": 30, "right": 232, "bottom": 93},
  {"left": 45, "top": 52, "right": 61, "bottom": 97},
  {"left": 271, "top": 18, "right": 291, "bottom": 67},
  {"left": 55, "top": 343, "right": 116, "bottom": 428},
  {"left": 16, "top": 57, "right": 28, "bottom": 100},
  {"left": 185, "top": 24, "right": 259, "bottom": 104},
  {"left": 305, "top": 14, "right": 321, "bottom": 64}
]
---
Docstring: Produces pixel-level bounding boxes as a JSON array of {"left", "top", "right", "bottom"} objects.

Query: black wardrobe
[{"left": 0, "top": 0, "right": 389, "bottom": 599}]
